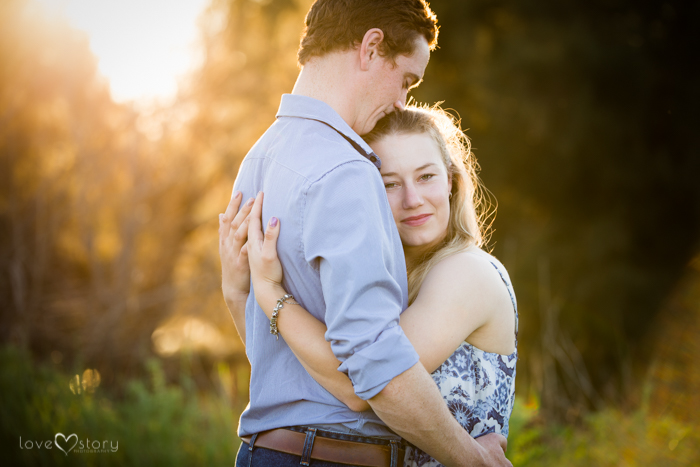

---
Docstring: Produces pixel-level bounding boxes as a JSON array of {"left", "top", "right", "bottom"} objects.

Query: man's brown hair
[{"left": 298, "top": 0, "right": 439, "bottom": 65}]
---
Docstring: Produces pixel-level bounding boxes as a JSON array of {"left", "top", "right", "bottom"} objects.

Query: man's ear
[{"left": 359, "top": 28, "right": 384, "bottom": 71}]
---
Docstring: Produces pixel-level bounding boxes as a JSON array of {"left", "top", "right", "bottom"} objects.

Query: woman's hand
[
  {"left": 219, "top": 191, "right": 256, "bottom": 307},
  {"left": 246, "top": 192, "right": 285, "bottom": 319},
  {"left": 245, "top": 192, "right": 370, "bottom": 411}
]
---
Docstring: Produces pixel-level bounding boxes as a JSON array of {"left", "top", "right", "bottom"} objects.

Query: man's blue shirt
[{"left": 234, "top": 94, "right": 419, "bottom": 437}]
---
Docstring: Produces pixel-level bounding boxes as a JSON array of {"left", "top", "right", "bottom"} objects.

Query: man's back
[{"left": 233, "top": 94, "right": 418, "bottom": 437}]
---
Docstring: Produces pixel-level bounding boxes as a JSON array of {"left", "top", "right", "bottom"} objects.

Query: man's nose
[{"left": 394, "top": 90, "right": 408, "bottom": 111}]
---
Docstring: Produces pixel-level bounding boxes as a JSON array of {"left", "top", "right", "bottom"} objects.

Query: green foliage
[
  {"left": 2, "top": 346, "right": 698, "bottom": 466},
  {"left": 507, "top": 397, "right": 700, "bottom": 466},
  {"left": 0, "top": 346, "right": 240, "bottom": 466},
  {"left": 507, "top": 397, "right": 547, "bottom": 465}
]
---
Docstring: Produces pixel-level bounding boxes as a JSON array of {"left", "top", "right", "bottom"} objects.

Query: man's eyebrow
[{"left": 406, "top": 73, "right": 423, "bottom": 89}]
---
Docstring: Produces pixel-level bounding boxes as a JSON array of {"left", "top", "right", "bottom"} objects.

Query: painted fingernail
[
  {"left": 246, "top": 198, "right": 254, "bottom": 206},
  {"left": 270, "top": 217, "right": 278, "bottom": 228},
  {"left": 234, "top": 191, "right": 241, "bottom": 198}
]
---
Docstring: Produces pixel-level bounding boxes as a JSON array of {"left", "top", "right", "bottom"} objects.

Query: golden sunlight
[
  {"left": 152, "top": 317, "right": 240, "bottom": 357},
  {"left": 69, "top": 369, "right": 101, "bottom": 394},
  {"left": 36, "top": 0, "right": 209, "bottom": 104}
]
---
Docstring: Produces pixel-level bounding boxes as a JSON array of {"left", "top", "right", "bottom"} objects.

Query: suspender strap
[
  {"left": 314, "top": 120, "right": 382, "bottom": 169},
  {"left": 389, "top": 439, "right": 400, "bottom": 467},
  {"left": 300, "top": 427, "right": 317, "bottom": 466},
  {"left": 246, "top": 433, "right": 258, "bottom": 467}
]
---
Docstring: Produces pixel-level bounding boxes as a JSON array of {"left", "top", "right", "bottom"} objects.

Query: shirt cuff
[{"left": 337, "top": 325, "right": 420, "bottom": 400}]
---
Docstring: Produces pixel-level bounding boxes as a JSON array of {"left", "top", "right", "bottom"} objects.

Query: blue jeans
[
  {"left": 236, "top": 441, "right": 361, "bottom": 466},
  {"left": 235, "top": 428, "right": 404, "bottom": 467}
]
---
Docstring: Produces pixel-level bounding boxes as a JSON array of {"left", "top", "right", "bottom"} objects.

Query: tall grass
[
  {"left": 0, "top": 346, "right": 243, "bottom": 466},
  {"left": 2, "top": 345, "right": 698, "bottom": 466},
  {"left": 507, "top": 396, "right": 700, "bottom": 466}
]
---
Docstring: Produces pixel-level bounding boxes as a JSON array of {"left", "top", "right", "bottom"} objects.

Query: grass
[
  {"left": 1, "top": 345, "right": 698, "bottom": 466},
  {"left": 506, "top": 396, "right": 700, "bottom": 466},
  {"left": 0, "top": 346, "right": 242, "bottom": 466}
]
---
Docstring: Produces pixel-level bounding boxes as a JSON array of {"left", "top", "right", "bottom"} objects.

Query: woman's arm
[
  {"left": 245, "top": 193, "right": 368, "bottom": 411},
  {"left": 246, "top": 194, "right": 514, "bottom": 410},
  {"left": 255, "top": 281, "right": 370, "bottom": 412},
  {"left": 399, "top": 251, "right": 516, "bottom": 373},
  {"left": 219, "top": 191, "right": 257, "bottom": 344}
]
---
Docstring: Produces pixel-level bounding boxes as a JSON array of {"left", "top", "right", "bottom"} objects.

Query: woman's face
[{"left": 372, "top": 132, "right": 452, "bottom": 257}]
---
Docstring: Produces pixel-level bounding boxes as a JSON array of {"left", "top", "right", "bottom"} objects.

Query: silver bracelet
[{"left": 269, "top": 293, "right": 297, "bottom": 340}]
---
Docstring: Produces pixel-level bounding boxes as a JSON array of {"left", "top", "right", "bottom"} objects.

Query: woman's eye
[
  {"left": 384, "top": 182, "right": 398, "bottom": 189},
  {"left": 420, "top": 174, "right": 435, "bottom": 181}
]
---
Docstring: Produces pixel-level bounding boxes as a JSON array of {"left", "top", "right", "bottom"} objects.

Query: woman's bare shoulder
[
  {"left": 403, "top": 247, "right": 515, "bottom": 365},
  {"left": 422, "top": 248, "right": 506, "bottom": 294},
  {"left": 420, "top": 247, "right": 510, "bottom": 311}
]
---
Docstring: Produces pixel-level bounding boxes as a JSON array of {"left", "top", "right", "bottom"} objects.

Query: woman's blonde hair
[{"left": 364, "top": 104, "right": 495, "bottom": 304}]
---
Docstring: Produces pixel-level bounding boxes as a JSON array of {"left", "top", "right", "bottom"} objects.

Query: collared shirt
[{"left": 234, "top": 94, "right": 419, "bottom": 437}]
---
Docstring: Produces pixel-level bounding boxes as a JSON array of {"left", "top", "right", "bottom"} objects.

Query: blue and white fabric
[{"left": 404, "top": 250, "right": 518, "bottom": 467}]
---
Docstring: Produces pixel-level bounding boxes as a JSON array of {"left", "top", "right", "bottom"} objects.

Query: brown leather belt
[{"left": 241, "top": 428, "right": 404, "bottom": 467}]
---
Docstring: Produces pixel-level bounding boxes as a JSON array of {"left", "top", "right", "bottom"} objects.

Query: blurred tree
[
  {"left": 412, "top": 0, "right": 700, "bottom": 419},
  {"left": 0, "top": 0, "right": 209, "bottom": 386},
  {"left": 167, "top": 0, "right": 310, "bottom": 351},
  {"left": 648, "top": 255, "right": 700, "bottom": 424},
  {"left": 3, "top": 0, "right": 698, "bottom": 425}
]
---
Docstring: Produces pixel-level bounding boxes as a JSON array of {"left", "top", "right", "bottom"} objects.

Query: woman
[{"left": 220, "top": 105, "right": 518, "bottom": 466}]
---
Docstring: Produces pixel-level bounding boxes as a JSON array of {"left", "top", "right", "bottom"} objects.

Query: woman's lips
[{"left": 402, "top": 214, "right": 432, "bottom": 227}]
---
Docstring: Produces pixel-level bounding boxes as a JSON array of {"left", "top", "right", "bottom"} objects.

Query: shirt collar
[{"left": 276, "top": 94, "right": 381, "bottom": 168}]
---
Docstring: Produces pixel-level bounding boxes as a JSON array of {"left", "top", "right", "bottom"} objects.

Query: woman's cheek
[{"left": 386, "top": 193, "right": 403, "bottom": 223}]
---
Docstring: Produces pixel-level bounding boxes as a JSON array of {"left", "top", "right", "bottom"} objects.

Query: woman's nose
[{"left": 402, "top": 183, "right": 423, "bottom": 209}]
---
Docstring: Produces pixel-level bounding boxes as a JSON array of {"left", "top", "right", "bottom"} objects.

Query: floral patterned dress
[{"left": 404, "top": 251, "right": 518, "bottom": 467}]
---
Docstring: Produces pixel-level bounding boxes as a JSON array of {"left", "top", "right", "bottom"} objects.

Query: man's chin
[
  {"left": 359, "top": 117, "right": 383, "bottom": 135},
  {"left": 355, "top": 123, "right": 373, "bottom": 136}
]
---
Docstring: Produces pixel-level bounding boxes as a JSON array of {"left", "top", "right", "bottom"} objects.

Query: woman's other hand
[
  {"left": 219, "top": 191, "right": 255, "bottom": 307},
  {"left": 247, "top": 192, "right": 285, "bottom": 319}
]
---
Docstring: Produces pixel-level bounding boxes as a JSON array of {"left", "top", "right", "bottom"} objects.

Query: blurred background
[{"left": 1, "top": 0, "right": 698, "bottom": 465}]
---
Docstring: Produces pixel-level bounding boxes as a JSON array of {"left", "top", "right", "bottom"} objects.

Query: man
[{"left": 222, "top": 1, "right": 512, "bottom": 465}]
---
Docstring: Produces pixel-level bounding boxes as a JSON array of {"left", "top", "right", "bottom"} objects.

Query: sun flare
[{"left": 36, "top": 0, "right": 209, "bottom": 104}]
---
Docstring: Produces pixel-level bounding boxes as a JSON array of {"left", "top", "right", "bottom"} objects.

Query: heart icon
[{"left": 55, "top": 433, "right": 78, "bottom": 455}]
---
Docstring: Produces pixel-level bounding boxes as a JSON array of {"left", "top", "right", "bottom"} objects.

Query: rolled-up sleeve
[{"left": 302, "top": 160, "right": 420, "bottom": 400}]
